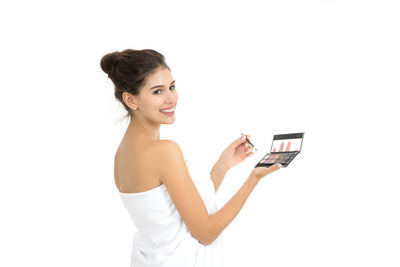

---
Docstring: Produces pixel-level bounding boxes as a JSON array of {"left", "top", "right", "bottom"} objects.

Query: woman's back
[
  {"left": 114, "top": 135, "right": 224, "bottom": 266},
  {"left": 114, "top": 134, "right": 163, "bottom": 194}
]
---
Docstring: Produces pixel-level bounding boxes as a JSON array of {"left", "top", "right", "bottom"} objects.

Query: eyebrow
[{"left": 149, "top": 80, "right": 175, "bottom": 90}]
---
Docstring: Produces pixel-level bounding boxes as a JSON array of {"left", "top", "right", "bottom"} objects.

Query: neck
[{"left": 127, "top": 115, "right": 161, "bottom": 141}]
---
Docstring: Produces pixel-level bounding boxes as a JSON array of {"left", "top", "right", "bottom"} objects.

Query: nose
[{"left": 166, "top": 89, "right": 178, "bottom": 103}]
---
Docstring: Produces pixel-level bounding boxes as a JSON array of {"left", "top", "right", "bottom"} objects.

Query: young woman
[{"left": 100, "top": 49, "right": 282, "bottom": 267}]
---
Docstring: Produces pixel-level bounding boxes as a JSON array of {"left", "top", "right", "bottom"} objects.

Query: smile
[{"left": 160, "top": 107, "right": 175, "bottom": 113}]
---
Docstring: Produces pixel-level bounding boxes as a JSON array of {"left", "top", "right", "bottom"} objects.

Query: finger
[
  {"left": 236, "top": 142, "right": 248, "bottom": 155},
  {"left": 245, "top": 151, "right": 254, "bottom": 158},
  {"left": 240, "top": 142, "right": 250, "bottom": 151},
  {"left": 228, "top": 135, "right": 247, "bottom": 149},
  {"left": 268, "top": 163, "right": 282, "bottom": 173},
  {"left": 242, "top": 133, "right": 255, "bottom": 148},
  {"left": 246, "top": 145, "right": 253, "bottom": 152},
  {"left": 253, "top": 163, "right": 281, "bottom": 179},
  {"left": 239, "top": 134, "right": 252, "bottom": 145},
  {"left": 240, "top": 133, "right": 252, "bottom": 143},
  {"left": 238, "top": 142, "right": 253, "bottom": 156},
  {"left": 243, "top": 147, "right": 253, "bottom": 157},
  {"left": 262, "top": 162, "right": 281, "bottom": 171},
  {"left": 285, "top": 141, "right": 291, "bottom": 152},
  {"left": 242, "top": 133, "right": 251, "bottom": 140},
  {"left": 242, "top": 150, "right": 254, "bottom": 160},
  {"left": 279, "top": 142, "right": 284, "bottom": 152}
]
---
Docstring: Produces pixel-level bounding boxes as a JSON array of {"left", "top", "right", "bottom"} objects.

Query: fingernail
[{"left": 277, "top": 164, "right": 282, "bottom": 169}]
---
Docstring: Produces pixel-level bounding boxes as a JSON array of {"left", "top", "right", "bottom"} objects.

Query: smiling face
[{"left": 124, "top": 67, "right": 178, "bottom": 125}]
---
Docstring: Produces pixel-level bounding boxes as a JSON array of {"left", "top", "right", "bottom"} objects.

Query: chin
[
  {"left": 163, "top": 118, "right": 176, "bottom": 124},
  {"left": 158, "top": 111, "right": 176, "bottom": 124}
]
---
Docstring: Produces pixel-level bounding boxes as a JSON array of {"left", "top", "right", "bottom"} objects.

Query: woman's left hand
[{"left": 217, "top": 134, "right": 254, "bottom": 170}]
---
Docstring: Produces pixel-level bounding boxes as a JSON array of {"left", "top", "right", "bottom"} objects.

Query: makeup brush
[{"left": 241, "top": 133, "right": 258, "bottom": 151}]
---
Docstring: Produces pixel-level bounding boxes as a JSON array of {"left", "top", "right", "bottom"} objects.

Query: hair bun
[
  {"left": 100, "top": 48, "right": 170, "bottom": 119},
  {"left": 100, "top": 51, "right": 120, "bottom": 76}
]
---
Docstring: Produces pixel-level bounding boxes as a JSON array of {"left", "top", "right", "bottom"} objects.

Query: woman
[{"left": 100, "top": 49, "right": 282, "bottom": 267}]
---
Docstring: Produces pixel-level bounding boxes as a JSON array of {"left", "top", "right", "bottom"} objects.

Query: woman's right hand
[{"left": 250, "top": 163, "right": 282, "bottom": 181}]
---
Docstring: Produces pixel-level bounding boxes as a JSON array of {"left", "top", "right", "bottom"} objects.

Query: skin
[
  {"left": 272, "top": 141, "right": 292, "bottom": 152},
  {"left": 114, "top": 66, "right": 281, "bottom": 246}
]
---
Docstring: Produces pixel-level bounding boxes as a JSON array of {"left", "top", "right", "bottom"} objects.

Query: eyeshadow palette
[{"left": 255, "top": 132, "right": 305, "bottom": 168}]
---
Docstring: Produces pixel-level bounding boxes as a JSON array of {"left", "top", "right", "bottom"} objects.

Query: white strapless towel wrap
[{"left": 118, "top": 160, "right": 224, "bottom": 267}]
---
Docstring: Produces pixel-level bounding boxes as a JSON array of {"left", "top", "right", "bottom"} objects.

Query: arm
[
  {"left": 155, "top": 140, "right": 280, "bottom": 246},
  {"left": 207, "top": 171, "right": 260, "bottom": 244},
  {"left": 210, "top": 134, "right": 255, "bottom": 192},
  {"left": 210, "top": 160, "right": 229, "bottom": 192}
]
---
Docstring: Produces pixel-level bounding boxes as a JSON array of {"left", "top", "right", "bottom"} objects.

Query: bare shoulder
[
  {"left": 150, "top": 140, "right": 184, "bottom": 164},
  {"left": 150, "top": 139, "right": 187, "bottom": 181},
  {"left": 151, "top": 139, "right": 182, "bottom": 156}
]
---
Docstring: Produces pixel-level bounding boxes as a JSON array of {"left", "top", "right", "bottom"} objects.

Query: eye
[
  {"left": 153, "top": 89, "right": 162, "bottom": 95},
  {"left": 153, "top": 85, "right": 175, "bottom": 95}
]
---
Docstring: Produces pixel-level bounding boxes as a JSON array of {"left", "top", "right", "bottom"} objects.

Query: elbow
[
  {"left": 192, "top": 221, "right": 218, "bottom": 246},
  {"left": 198, "top": 235, "right": 215, "bottom": 246}
]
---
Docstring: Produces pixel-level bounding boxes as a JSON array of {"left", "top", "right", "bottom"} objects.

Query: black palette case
[{"left": 255, "top": 132, "right": 305, "bottom": 168}]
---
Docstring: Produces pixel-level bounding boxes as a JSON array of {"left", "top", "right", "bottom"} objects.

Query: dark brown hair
[{"left": 100, "top": 49, "right": 170, "bottom": 118}]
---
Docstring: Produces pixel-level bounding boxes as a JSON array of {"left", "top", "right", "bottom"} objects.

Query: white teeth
[{"left": 161, "top": 108, "right": 174, "bottom": 112}]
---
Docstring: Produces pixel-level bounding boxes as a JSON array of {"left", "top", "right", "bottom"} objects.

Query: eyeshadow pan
[{"left": 259, "top": 152, "right": 298, "bottom": 165}]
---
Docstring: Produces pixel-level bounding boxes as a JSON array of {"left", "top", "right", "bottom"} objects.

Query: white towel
[{"left": 118, "top": 159, "right": 224, "bottom": 267}]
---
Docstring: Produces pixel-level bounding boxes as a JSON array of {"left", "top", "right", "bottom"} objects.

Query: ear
[{"left": 122, "top": 92, "right": 138, "bottom": 110}]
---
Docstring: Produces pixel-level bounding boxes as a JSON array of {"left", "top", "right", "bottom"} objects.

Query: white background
[{"left": 1, "top": 0, "right": 399, "bottom": 266}]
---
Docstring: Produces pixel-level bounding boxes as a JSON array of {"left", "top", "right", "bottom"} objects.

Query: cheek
[{"left": 145, "top": 97, "right": 162, "bottom": 110}]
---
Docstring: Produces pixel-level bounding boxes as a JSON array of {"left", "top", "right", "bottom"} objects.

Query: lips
[
  {"left": 160, "top": 106, "right": 175, "bottom": 117},
  {"left": 160, "top": 106, "right": 175, "bottom": 111}
]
